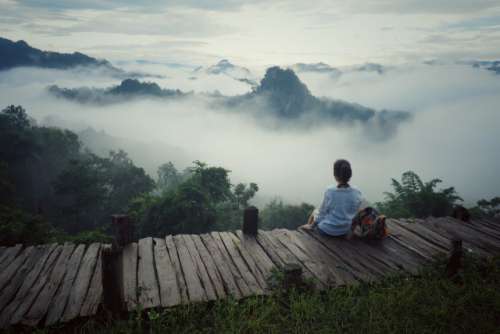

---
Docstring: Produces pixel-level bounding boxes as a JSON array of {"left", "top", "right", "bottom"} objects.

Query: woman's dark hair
[{"left": 333, "top": 159, "right": 352, "bottom": 184}]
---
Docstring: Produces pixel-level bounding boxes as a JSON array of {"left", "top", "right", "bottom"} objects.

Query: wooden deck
[{"left": 0, "top": 217, "right": 499, "bottom": 329}]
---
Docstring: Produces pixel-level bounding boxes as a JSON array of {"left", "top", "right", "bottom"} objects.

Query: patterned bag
[{"left": 351, "top": 207, "right": 388, "bottom": 239}]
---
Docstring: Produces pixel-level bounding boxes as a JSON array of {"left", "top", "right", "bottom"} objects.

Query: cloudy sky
[{"left": 2, "top": 0, "right": 500, "bottom": 67}]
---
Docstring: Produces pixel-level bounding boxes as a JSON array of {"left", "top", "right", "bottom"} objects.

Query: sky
[
  {"left": 2, "top": 0, "right": 500, "bottom": 67},
  {"left": 0, "top": 0, "right": 500, "bottom": 207}
]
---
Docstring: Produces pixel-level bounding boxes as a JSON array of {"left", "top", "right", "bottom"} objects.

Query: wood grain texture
[
  {"left": 293, "top": 230, "right": 357, "bottom": 286},
  {"left": 235, "top": 230, "right": 276, "bottom": 281},
  {"left": 191, "top": 234, "right": 226, "bottom": 299},
  {"left": 173, "top": 235, "right": 206, "bottom": 303},
  {"left": 226, "top": 232, "right": 268, "bottom": 290},
  {"left": 45, "top": 244, "right": 86, "bottom": 326},
  {"left": 121, "top": 242, "right": 138, "bottom": 311},
  {"left": 0, "top": 246, "right": 41, "bottom": 314},
  {"left": 61, "top": 243, "right": 101, "bottom": 322},
  {"left": 0, "top": 245, "right": 56, "bottom": 328},
  {"left": 165, "top": 235, "right": 188, "bottom": 303},
  {"left": 182, "top": 234, "right": 217, "bottom": 301},
  {"left": 0, "top": 244, "right": 23, "bottom": 272},
  {"left": 218, "top": 232, "right": 263, "bottom": 295},
  {"left": 154, "top": 238, "right": 181, "bottom": 307},
  {"left": 137, "top": 237, "right": 161, "bottom": 309},
  {"left": 210, "top": 232, "right": 254, "bottom": 297},
  {"left": 0, "top": 245, "right": 36, "bottom": 292},
  {"left": 8, "top": 244, "right": 62, "bottom": 326},
  {"left": 22, "top": 243, "right": 76, "bottom": 326},
  {"left": 200, "top": 233, "right": 242, "bottom": 298},
  {"left": 80, "top": 245, "right": 104, "bottom": 317}
]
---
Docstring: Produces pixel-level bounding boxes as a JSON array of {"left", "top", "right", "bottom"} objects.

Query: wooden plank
[
  {"left": 367, "top": 236, "right": 424, "bottom": 274},
  {"left": 210, "top": 232, "right": 257, "bottom": 297},
  {"left": 21, "top": 243, "right": 76, "bottom": 326},
  {"left": 153, "top": 238, "right": 181, "bottom": 307},
  {"left": 387, "top": 222, "right": 442, "bottom": 259},
  {"left": 45, "top": 244, "right": 85, "bottom": 326},
  {"left": 389, "top": 219, "right": 451, "bottom": 253},
  {"left": 165, "top": 235, "right": 188, "bottom": 304},
  {"left": 269, "top": 230, "right": 331, "bottom": 287},
  {"left": 300, "top": 231, "right": 399, "bottom": 281},
  {"left": 121, "top": 242, "right": 138, "bottom": 311},
  {"left": 173, "top": 235, "right": 206, "bottom": 303},
  {"left": 256, "top": 231, "right": 320, "bottom": 287},
  {"left": 0, "top": 246, "right": 35, "bottom": 292},
  {"left": 191, "top": 235, "right": 226, "bottom": 299},
  {"left": 61, "top": 243, "right": 101, "bottom": 322},
  {"left": 227, "top": 232, "right": 269, "bottom": 291},
  {"left": 235, "top": 231, "right": 276, "bottom": 283},
  {"left": 0, "top": 244, "right": 56, "bottom": 328},
  {"left": 0, "top": 247, "right": 5, "bottom": 261},
  {"left": 220, "top": 232, "right": 266, "bottom": 292},
  {"left": 137, "top": 238, "right": 161, "bottom": 309},
  {"left": 0, "top": 246, "right": 40, "bottom": 315},
  {"left": 8, "top": 245, "right": 62, "bottom": 326},
  {"left": 441, "top": 217, "right": 500, "bottom": 247},
  {"left": 468, "top": 220, "right": 500, "bottom": 240},
  {"left": 255, "top": 232, "right": 288, "bottom": 267},
  {"left": 420, "top": 218, "right": 494, "bottom": 256},
  {"left": 479, "top": 218, "right": 499, "bottom": 230},
  {"left": 199, "top": 233, "right": 243, "bottom": 299},
  {"left": 0, "top": 244, "right": 23, "bottom": 272},
  {"left": 293, "top": 230, "right": 358, "bottom": 286},
  {"left": 80, "top": 245, "right": 104, "bottom": 317},
  {"left": 182, "top": 235, "right": 217, "bottom": 301}
]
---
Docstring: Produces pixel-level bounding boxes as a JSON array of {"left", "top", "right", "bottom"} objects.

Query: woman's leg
[{"left": 300, "top": 211, "right": 316, "bottom": 230}]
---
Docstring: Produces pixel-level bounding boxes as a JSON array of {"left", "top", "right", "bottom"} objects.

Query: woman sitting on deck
[{"left": 300, "top": 159, "right": 387, "bottom": 239}]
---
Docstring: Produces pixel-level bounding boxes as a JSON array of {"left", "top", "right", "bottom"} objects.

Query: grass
[{"left": 7, "top": 254, "right": 500, "bottom": 334}]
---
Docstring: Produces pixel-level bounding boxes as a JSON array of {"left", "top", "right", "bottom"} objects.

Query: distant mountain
[
  {"left": 468, "top": 60, "right": 500, "bottom": 74},
  {"left": 194, "top": 59, "right": 258, "bottom": 87},
  {"left": 0, "top": 37, "right": 120, "bottom": 71},
  {"left": 48, "top": 78, "right": 190, "bottom": 104},
  {"left": 222, "top": 66, "right": 410, "bottom": 139},
  {"left": 353, "top": 63, "right": 385, "bottom": 74},
  {"left": 0, "top": 37, "right": 161, "bottom": 78},
  {"left": 290, "top": 62, "right": 341, "bottom": 76}
]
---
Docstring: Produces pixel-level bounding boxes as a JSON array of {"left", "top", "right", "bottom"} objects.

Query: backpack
[{"left": 352, "top": 207, "right": 388, "bottom": 239}]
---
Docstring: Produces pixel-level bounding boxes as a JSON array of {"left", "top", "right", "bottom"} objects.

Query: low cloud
[{"left": 0, "top": 62, "right": 499, "bottom": 208}]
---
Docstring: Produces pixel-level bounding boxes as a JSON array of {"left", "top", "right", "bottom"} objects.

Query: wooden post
[
  {"left": 101, "top": 246, "right": 123, "bottom": 313},
  {"left": 111, "top": 214, "right": 133, "bottom": 248},
  {"left": 283, "top": 263, "right": 304, "bottom": 290},
  {"left": 102, "top": 214, "right": 130, "bottom": 313},
  {"left": 446, "top": 238, "right": 463, "bottom": 280},
  {"left": 243, "top": 206, "right": 259, "bottom": 236}
]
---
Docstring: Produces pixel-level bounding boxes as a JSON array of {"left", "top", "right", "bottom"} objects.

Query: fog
[{"left": 0, "top": 63, "right": 499, "bottom": 207}]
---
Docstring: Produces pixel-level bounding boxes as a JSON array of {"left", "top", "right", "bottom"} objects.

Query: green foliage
[
  {"left": 469, "top": 197, "right": 500, "bottom": 219},
  {"left": 0, "top": 205, "right": 54, "bottom": 246},
  {"left": 64, "top": 229, "right": 114, "bottom": 244},
  {"left": 54, "top": 150, "right": 154, "bottom": 234},
  {"left": 260, "top": 199, "right": 314, "bottom": 230},
  {"left": 134, "top": 161, "right": 260, "bottom": 237},
  {"left": 376, "top": 171, "right": 463, "bottom": 218}
]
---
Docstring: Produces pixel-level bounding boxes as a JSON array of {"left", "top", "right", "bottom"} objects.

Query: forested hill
[{"left": 0, "top": 37, "right": 117, "bottom": 71}]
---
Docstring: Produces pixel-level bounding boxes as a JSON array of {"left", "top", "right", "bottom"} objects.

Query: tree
[
  {"left": 260, "top": 199, "right": 314, "bottom": 230},
  {"left": 134, "top": 161, "right": 260, "bottom": 237},
  {"left": 376, "top": 171, "right": 462, "bottom": 218},
  {"left": 54, "top": 150, "right": 154, "bottom": 234},
  {"left": 469, "top": 197, "right": 500, "bottom": 219}
]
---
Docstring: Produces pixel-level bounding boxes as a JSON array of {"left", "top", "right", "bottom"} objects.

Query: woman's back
[{"left": 316, "top": 186, "right": 363, "bottom": 236}]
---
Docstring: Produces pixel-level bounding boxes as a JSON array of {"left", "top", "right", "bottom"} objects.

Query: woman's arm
[{"left": 315, "top": 190, "right": 330, "bottom": 224}]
